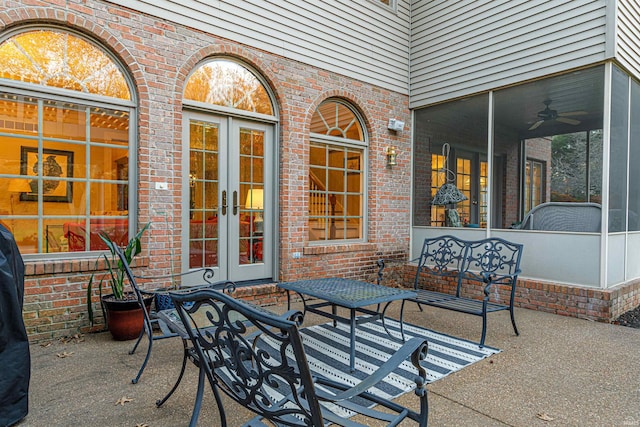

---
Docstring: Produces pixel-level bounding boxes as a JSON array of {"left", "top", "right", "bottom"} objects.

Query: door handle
[
  {"left": 233, "top": 190, "right": 239, "bottom": 216},
  {"left": 221, "top": 190, "right": 227, "bottom": 216}
]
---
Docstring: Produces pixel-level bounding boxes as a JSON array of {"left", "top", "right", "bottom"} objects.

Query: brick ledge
[
  {"left": 24, "top": 256, "right": 150, "bottom": 276},
  {"left": 303, "top": 242, "right": 376, "bottom": 255}
]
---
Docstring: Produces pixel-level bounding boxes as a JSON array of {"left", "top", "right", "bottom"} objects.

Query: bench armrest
[
  {"left": 314, "top": 337, "right": 428, "bottom": 402},
  {"left": 459, "top": 271, "right": 520, "bottom": 298}
]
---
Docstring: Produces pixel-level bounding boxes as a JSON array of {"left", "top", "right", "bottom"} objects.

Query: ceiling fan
[{"left": 528, "top": 99, "right": 586, "bottom": 130}]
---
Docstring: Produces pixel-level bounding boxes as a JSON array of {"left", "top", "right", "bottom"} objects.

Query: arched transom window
[
  {"left": 184, "top": 59, "right": 273, "bottom": 115},
  {"left": 0, "top": 28, "right": 134, "bottom": 256},
  {"left": 309, "top": 99, "right": 366, "bottom": 242},
  {"left": 0, "top": 29, "right": 130, "bottom": 99}
]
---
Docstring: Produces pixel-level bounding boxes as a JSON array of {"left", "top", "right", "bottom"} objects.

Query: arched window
[
  {"left": 184, "top": 59, "right": 273, "bottom": 115},
  {"left": 0, "top": 28, "right": 135, "bottom": 255},
  {"left": 309, "top": 99, "right": 366, "bottom": 242}
]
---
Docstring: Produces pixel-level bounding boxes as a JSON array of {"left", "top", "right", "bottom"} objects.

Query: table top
[{"left": 277, "top": 278, "right": 416, "bottom": 309}]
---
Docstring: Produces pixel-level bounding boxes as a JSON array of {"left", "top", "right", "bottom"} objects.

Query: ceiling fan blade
[
  {"left": 528, "top": 120, "right": 544, "bottom": 130},
  {"left": 556, "top": 117, "right": 581, "bottom": 125},
  {"left": 560, "top": 110, "right": 588, "bottom": 117}
]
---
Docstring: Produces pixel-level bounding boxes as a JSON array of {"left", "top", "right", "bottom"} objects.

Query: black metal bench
[
  {"left": 169, "top": 287, "right": 431, "bottom": 426},
  {"left": 378, "top": 235, "right": 524, "bottom": 347}
]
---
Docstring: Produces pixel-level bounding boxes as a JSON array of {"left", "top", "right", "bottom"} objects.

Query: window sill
[
  {"left": 24, "top": 255, "right": 150, "bottom": 276},
  {"left": 303, "top": 242, "right": 376, "bottom": 255}
]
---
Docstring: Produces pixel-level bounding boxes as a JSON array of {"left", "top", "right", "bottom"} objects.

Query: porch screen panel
[
  {"left": 629, "top": 80, "right": 640, "bottom": 231},
  {"left": 609, "top": 66, "right": 629, "bottom": 233}
]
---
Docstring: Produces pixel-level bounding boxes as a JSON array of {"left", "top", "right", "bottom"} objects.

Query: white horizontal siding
[
  {"left": 410, "top": 0, "right": 609, "bottom": 109},
  {"left": 105, "top": 0, "right": 411, "bottom": 93},
  {"left": 616, "top": 0, "right": 640, "bottom": 80}
]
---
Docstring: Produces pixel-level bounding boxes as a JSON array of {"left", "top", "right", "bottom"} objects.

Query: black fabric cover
[{"left": 0, "top": 225, "right": 29, "bottom": 427}]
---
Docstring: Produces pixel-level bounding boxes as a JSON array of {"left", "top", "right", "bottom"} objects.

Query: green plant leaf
[{"left": 86, "top": 222, "right": 151, "bottom": 325}]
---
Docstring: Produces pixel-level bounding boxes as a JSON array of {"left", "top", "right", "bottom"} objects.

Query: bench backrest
[
  {"left": 461, "top": 237, "right": 523, "bottom": 284},
  {"left": 416, "top": 235, "right": 468, "bottom": 278},
  {"left": 415, "top": 235, "right": 523, "bottom": 297},
  {"left": 170, "top": 288, "right": 324, "bottom": 426}
]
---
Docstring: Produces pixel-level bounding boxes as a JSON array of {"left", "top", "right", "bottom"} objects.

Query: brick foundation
[{"left": 397, "top": 264, "right": 640, "bottom": 323}]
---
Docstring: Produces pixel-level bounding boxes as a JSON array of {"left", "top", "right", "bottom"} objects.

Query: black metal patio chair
[
  {"left": 170, "top": 287, "right": 430, "bottom": 427},
  {"left": 114, "top": 245, "right": 227, "bottom": 405}
]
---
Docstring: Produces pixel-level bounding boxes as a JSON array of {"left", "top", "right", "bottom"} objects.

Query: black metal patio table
[{"left": 278, "top": 278, "right": 417, "bottom": 372}]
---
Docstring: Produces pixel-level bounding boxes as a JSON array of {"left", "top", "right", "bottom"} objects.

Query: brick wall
[
  {"left": 2, "top": 1, "right": 412, "bottom": 341},
  {"left": 403, "top": 264, "right": 640, "bottom": 323}
]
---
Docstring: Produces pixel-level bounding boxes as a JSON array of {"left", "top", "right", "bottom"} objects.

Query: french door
[
  {"left": 183, "top": 112, "right": 273, "bottom": 282},
  {"left": 456, "top": 150, "right": 489, "bottom": 227}
]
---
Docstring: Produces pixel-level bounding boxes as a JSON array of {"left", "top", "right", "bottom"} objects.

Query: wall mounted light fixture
[{"left": 386, "top": 146, "right": 398, "bottom": 168}]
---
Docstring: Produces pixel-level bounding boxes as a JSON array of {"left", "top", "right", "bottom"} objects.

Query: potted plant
[{"left": 87, "top": 222, "right": 151, "bottom": 340}]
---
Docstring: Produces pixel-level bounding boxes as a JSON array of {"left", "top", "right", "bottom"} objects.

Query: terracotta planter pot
[{"left": 101, "top": 293, "right": 153, "bottom": 341}]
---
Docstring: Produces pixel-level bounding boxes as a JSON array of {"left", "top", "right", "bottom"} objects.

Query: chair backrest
[
  {"left": 519, "top": 202, "right": 601, "bottom": 232},
  {"left": 170, "top": 288, "right": 324, "bottom": 426},
  {"left": 113, "top": 245, "right": 155, "bottom": 330}
]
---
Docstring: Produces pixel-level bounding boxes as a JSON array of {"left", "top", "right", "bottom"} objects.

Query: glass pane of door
[
  {"left": 189, "top": 120, "right": 219, "bottom": 269},
  {"left": 238, "top": 127, "right": 264, "bottom": 265}
]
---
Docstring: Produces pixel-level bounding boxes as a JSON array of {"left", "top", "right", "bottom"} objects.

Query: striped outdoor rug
[{"left": 261, "top": 317, "right": 500, "bottom": 401}]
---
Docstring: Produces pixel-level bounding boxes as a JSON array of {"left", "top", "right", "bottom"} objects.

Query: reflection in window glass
[
  {"left": 0, "top": 30, "right": 130, "bottom": 99},
  {"left": 184, "top": 60, "right": 273, "bottom": 115},
  {"left": 311, "top": 100, "right": 364, "bottom": 141},
  {"left": 239, "top": 128, "right": 265, "bottom": 266},
  {"left": 0, "top": 30, "right": 132, "bottom": 255},
  {"left": 309, "top": 99, "right": 366, "bottom": 242},
  {"left": 309, "top": 143, "right": 363, "bottom": 241},
  {"left": 0, "top": 97, "right": 130, "bottom": 254},
  {"left": 189, "top": 121, "right": 219, "bottom": 268}
]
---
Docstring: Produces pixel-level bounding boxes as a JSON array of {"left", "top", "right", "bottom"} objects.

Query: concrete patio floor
[{"left": 20, "top": 302, "right": 640, "bottom": 426}]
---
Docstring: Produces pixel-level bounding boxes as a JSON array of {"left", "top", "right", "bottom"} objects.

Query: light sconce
[{"left": 386, "top": 146, "right": 398, "bottom": 168}]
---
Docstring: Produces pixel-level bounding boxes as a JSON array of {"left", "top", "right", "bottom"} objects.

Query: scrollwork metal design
[
  {"left": 419, "top": 235, "right": 467, "bottom": 276},
  {"left": 174, "top": 291, "right": 319, "bottom": 426}
]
